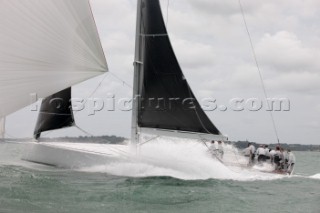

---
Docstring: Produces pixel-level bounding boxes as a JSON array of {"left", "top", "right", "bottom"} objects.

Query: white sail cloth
[{"left": 0, "top": 0, "right": 108, "bottom": 117}]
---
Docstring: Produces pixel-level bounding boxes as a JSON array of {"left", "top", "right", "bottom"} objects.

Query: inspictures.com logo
[{"left": 30, "top": 94, "right": 290, "bottom": 115}]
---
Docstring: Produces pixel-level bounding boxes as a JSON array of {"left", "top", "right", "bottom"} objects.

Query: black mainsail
[
  {"left": 132, "top": 0, "right": 226, "bottom": 142},
  {"left": 34, "top": 88, "right": 74, "bottom": 139}
]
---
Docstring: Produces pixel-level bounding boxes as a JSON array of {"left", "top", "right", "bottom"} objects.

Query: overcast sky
[{"left": 6, "top": 0, "right": 320, "bottom": 145}]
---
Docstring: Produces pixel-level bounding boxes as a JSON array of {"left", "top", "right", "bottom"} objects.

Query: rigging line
[
  {"left": 139, "top": 135, "right": 160, "bottom": 146},
  {"left": 178, "top": 47, "right": 223, "bottom": 138},
  {"left": 199, "top": 137, "right": 244, "bottom": 173},
  {"left": 207, "top": 141, "right": 238, "bottom": 165},
  {"left": 199, "top": 137, "right": 215, "bottom": 158},
  {"left": 74, "top": 125, "right": 132, "bottom": 158},
  {"left": 200, "top": 137, "right": 210, "bottom": 150},
  {"left": 76, "top": 72, "right": 110, "bottom": 110},
  {"left": 75, "top": 125, "right": 94, "bottom": 137},
  {"left": 108, "top": 71, "right": 133, "bottom": 89},
  {"left": 238, "top": 0, "right": 280, "bottom": 144},
  {"left": 201, "top": 138, "right": 225, "bottom": 164},
  {"left": 4, "top": 132, "right": 32, "bottom": 140},
  {"left": 186, "top": 83, "right": 221, "bottom": 137},
  {"left": 39, "top": 73, "right": 110, "bottom": 138},
  {"left": 38, "top": 71, "right": 113, "bottom": 140},
  {"left": 73, "top": 125, "right": 131, "bottom": 156}
]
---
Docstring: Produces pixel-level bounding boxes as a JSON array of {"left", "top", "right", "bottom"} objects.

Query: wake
[
  {"left": 293, "top": 173, "right": 320, "bottom": 180},
  {"left": 78, "top": 137, "right": 286, "bottom": 181},
  {"left": 309, "top": 174, "right": 320, "bottom": 180}
]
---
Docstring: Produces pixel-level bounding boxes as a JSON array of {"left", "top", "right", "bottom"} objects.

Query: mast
[
  {"left": 0, "top": 117, "right": 5, "bottom": 139},
  {"left": 131, "top": 0, "right": 143, "bottom": 145}
]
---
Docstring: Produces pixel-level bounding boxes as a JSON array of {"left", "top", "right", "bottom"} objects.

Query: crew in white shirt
[
  {"left": 256, "top": 145, "right": 267, "bottom": 162},
  {"left": 243, "top": 143, "right": 256, "bottom": 165},
  {"left": 274, "top": 146, "right": 283, "bottom": 170},
  {"left": 264, "top": 145, "right": 270, "bottom": 160},
  {"left": 287, "top": 149, "right": 296, "bottom": 174},
  {"left": 269, "top": 149, "right": 276, "bottom": 164}
]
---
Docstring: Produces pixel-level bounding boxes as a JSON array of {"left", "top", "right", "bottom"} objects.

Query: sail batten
[
  {"left": 136, "top": 0, "right": 223, "bottom": 138},
  {"left": 0, "top": 0, "right": 108, "bottom": 118}
]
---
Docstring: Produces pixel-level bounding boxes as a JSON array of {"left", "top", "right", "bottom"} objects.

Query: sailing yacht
[{"left": 1, "top": 0, "right": 228, "bottom": 168}]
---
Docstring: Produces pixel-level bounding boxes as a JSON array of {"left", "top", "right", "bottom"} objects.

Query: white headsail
[{"left": 0, "top": 0, "right": 108, "bottom": 118}]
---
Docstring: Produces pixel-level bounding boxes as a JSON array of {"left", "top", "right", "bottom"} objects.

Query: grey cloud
[
  {"left": 256, "top": 31, "right": 320, "bottom": 72},
  {"left": 185, "top": 0, "right": 260, "bottom": 16},
  {"left": 266, "top": 72, "right": 320, "bottom": 93}
]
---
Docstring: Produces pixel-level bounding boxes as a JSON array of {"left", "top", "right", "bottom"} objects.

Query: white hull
[
  {"left": 2, "top": 141, "right": 291, "bottom": 180},
  {"left": 22, "top": 142, "right": 131, "bottom": 169}
]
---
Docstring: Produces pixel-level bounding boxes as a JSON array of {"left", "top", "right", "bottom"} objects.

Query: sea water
[{"left": 0, "top": 141, "right": 319, "bottom": 213}]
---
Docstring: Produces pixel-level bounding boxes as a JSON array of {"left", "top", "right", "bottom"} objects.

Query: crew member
[
  {"left": 287, "top": 149, "right": 296, "bottom": 174},
  {"left": 269, "top": 148, "right": 276, "bottom": 164},
  {"left": 217, "top": 141, "right": 224, "bottom": 159},
  {"left": 264, "top": 145, "right": 271, "bottom": 160},
  {"left": 209, "top": 141, "right": 221, "bottom": 159},
  {"left": 256, "top": 145, "right": 267, "bottom": 163},
  {"left": 273, "top": 146, "right": 283, "bottom": 170},
  {"left": 209, "top": 140, "right": 217, "bottom": 153},
  {"left": 249, "top": 143, "right": 256, "bottom": 164},
  {"left": 244, "top": 143, "right": 255, "bottom": 166}
]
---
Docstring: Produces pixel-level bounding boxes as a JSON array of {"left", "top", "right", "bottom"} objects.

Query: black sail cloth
[
  {"left": 137, "top": 0, "right": 221, "bottom": 135},
  {"left": 34, "top": 87, "right": 74, "bottom": 139}
]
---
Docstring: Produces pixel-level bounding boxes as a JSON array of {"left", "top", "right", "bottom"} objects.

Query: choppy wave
[{"left": 309, "top": 173, "right": 320, "bottom": 180}]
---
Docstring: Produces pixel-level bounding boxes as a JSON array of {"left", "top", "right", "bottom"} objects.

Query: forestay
[{"left": 0, "top": 0, "right": 108, "bottom": 118}]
